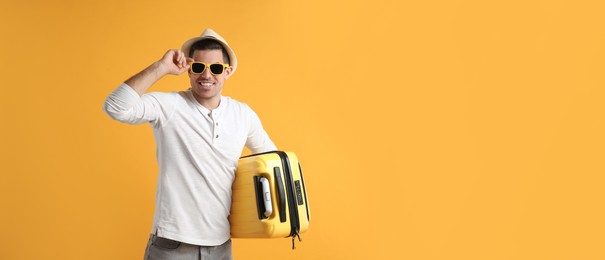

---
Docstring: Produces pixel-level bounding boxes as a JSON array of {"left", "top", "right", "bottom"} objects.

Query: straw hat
[{"left": 181, "top": 28, "right": 238, "bottom": 74}]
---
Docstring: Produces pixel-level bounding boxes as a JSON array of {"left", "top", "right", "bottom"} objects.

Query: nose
[{"left": 201, "top": 65, "right": 213, "bottom": 78}]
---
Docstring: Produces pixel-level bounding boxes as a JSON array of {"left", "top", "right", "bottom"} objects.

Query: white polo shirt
[{"left": 103, "top": 83, "right": 277, "bottom": 246}]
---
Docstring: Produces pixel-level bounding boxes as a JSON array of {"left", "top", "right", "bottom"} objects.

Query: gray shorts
[{"left": 144, "top": 234, "right": 233, "bottom": 260}]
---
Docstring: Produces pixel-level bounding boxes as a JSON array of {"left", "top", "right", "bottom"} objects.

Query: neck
[{"left": 192, "top": 92, "right": 221, "bottom": 110}]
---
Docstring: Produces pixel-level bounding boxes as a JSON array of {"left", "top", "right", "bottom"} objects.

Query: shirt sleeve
[
  {"left": 102, "top": 83, "right": 175, "bottom": 127},
  {"left": 245, "top": 105, "right": 277, "bottom": 154}
]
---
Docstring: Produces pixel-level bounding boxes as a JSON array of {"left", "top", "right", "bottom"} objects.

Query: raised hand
[{"left": 158, "top": 49, "right": 191, "bottom": 75}]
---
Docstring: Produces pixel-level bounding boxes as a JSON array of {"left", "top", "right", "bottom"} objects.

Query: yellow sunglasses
[{"left": 189, "top": 62, "right": 230, "bottom": 75}]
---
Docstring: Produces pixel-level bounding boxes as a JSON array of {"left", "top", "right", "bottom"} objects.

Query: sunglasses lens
[
  {"left": 191, "top": 63, "right": 205, "bottom": 73},
  {"left": 209, "top": 64, "right": 225, "bottom": 75}
]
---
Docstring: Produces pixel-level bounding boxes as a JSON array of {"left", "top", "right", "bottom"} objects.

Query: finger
[
  {"left": 172, "top": 51, "right": 183, "bottom": 69},
  {"left": 176, "top": 52, "right": 183, "bottom": 67},
  {"left": 180, "top": 54, "right": 191, "bottom": 73},
  {"left": 172, "top": 49, "right": 180, "bottom": 59},
  {"left": 177, "top": 66, "right": 189, "bottom": 75},
  {"left": 179, "top": 51, "right": 188, "bottom": 67},
  {"left": 174, "top": 51, "right": 182, "bottom": 67}
]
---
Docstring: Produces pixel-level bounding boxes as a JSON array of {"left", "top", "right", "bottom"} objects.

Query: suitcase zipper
[{"left": 275, "top": 151, "right": 302, "bottom": 249}]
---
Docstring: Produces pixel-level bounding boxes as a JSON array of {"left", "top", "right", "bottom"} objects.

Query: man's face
[{"left": 188, "top": 49, "right": 232, "bottom": 106}]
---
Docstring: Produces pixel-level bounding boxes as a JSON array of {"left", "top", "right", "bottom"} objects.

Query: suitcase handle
[
  {"left": 259, "top": 177, "right": 273, "bottom": 217},
  {"left": 274, "top": 167, "right": 288, "bottom": 223}
]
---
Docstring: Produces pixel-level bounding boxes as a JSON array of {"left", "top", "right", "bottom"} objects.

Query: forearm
[{"left": 125, "top": 61, "right": 169, "bottom": 96}]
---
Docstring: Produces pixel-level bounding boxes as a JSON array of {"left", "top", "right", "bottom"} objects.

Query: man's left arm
[{"left": 245, "top": 107, "right": 277, "bottom": 154}]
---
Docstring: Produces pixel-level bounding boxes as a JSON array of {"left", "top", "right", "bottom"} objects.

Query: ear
[
  {"left": 186, "top": 58, "right": 194, "bottom": 77},
  {"left": 223, "top": 66, "right": 233, "bottom": 80}
]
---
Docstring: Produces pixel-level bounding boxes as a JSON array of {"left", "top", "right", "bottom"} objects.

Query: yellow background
[{"left": 1, "top": 0, "right": 604, "bottom": 259}]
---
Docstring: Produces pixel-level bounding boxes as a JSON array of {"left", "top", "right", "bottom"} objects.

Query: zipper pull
[{"left": 291, "top": 233, "right": 302, "bottom": 250}]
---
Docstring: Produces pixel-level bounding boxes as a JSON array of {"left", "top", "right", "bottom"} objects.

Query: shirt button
[
  {"left": 216, "top": 122, "right": 219, "bottom": 126},
  {"left": 216, "top": 135, "right": 219, "bottom": 138}
]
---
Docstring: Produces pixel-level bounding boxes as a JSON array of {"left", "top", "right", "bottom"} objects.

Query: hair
[{"left": 188, "top": 39, "right": 231, "bottom": 64}]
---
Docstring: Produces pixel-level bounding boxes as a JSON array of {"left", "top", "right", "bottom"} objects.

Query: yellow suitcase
[{"left": 230, "top": 151, "right": 310, "bottom": 247}]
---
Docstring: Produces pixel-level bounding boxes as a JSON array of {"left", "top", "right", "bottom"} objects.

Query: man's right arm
[
  {"left": 103, "top": 50, "right": 192, "bottom": 125},
  {"left": 125, "top": 49, "right": 191, "bottom": 96}
]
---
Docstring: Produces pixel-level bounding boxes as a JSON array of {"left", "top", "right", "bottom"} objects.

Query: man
[{"left": 103, "top": 28, "right": 277, "bottom": 260}]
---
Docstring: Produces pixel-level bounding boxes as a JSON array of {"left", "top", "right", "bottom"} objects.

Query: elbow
[{"left": 102, "top": 99, "right": 132, "bottom": 123}]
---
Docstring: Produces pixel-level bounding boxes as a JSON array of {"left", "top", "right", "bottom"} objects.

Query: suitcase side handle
[
  {"left": 259, "top": 177, "right": 273, "bottom": 217},
  {"left": 253, "top": 176, "right": 275, "bottom": 219},
  {"left": 253, "top": 176, "right": 267, "bottom": 219}
]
